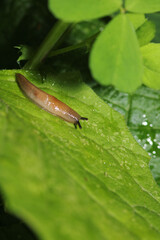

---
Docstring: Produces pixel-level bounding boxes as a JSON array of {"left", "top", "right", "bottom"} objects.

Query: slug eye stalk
[{"left": 16, "top": 73, "right": 88, "bottom": 129}]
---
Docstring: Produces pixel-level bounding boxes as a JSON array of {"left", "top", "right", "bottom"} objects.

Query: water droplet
[
  {"left": 140, "top": 163, "right": 146, "bottom": 168},
  {"left": 147, "top": 137, "right": 153, "bottom": 145},
  {"left": 117, "top": 174, "right": 122, "bottom": 179},
  {"left": 142, "top": 121, "right": 148, "bottom": 126}
]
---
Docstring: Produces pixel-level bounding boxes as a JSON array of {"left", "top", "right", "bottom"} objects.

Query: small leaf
[
  {"left": 136, "top": 21, "right": 156, "bottom": 47},
  {"left": 48, "top": 0, "right": 122, "bottom": 21},
  {"left": 16, "top": 45, "right": 34, "bottom": 64},
  {"left": 141, "top": 43, "right": 160, "bottom": 89},
  {"left": 126, "top": 0, "right": 160, "bottom": 13},
  {"left": 126, "top": 13, "right": 146, "bottom": 29},
  {"left": 90, "top": 14, "right": 143, "bottom": 93},
  {"left": 146, "top": 13, "right": 160, "bottom": 43}
]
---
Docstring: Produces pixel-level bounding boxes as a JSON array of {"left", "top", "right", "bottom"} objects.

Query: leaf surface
[
  {"left": 48, "top": 0, "right": 122, "bottom": 21},
  {"left": 90, "top": 14, "right": 143, "bottom": 93},
  {"left": 126, "top": 0, "right": 160, "bottom": 13},
  {"left": 126, "top": 13, "right": 146, "bottom": 30},
  {"left": 141, "top": 43, "right": 160, "bottom": 89},
  {"left": 0, "top": 70, "right": 160, "bottom": 240},
  {"left": 146, "top": 13, "right": 160, "bottom": 43},
  {"left": 136, "top": 21, "right": 155, "bottom": 47},
  {"left": 93, "top": 84, "right": 160, "bottom": 186}
]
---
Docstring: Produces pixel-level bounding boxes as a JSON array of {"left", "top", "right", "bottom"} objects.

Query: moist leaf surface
[{"left": 0, "top": 70, "right": 160, "bottom": 240}]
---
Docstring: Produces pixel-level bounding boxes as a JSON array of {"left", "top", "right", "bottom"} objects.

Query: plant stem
[
  {"left": 48, "top": 32, "right": 99, "bottom": 58},
  {"left": 53, "top": 23, "right": 76, "bottom": 50},
  {"left": 24, "top": 20, "right": 71, "bottom": 70},
  {"left": 126, "top": 94, "right": 133, "bottom": 125}
]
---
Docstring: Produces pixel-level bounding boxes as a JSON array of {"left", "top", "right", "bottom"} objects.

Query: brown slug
[{"left": 16, "top": 73, "right": 88, "bottom": 128}]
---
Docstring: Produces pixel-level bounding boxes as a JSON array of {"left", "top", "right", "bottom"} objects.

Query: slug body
[{"left": 16, "top": 73, "right": 88, "bottom": 128}]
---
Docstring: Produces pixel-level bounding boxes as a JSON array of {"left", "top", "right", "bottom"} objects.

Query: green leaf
[
  {"left": 16, "top": 45, "right": 34, "bottom": 64},
  {"left": 48, "top": 0, "right": 122, "bottom": 22},
  {"left": 66, "top": 20, "right": 105, "bottom": 45},
  {"left": 141, "top": 43, "right": 160, "bottom": 89},
  {"left": 90, "top": 14, "right": 143, "bottom": 93},
  {"left": 125, "top": 0, "right": 160, "bottom": 13},
  {"left": 126, "top": 13, "right": 146, "bottom": 30},
  {"left": 93, "top": 84, "right": 160, "bottom": 186},
  {"left": 146, "top": 13, "right": 160, "bottom": 43},
  {"left": 0, "top": 69, "right": 160, "bottom": 240},
  {"left": 136, "top": 20, "right": 156, "bottom": 47}
]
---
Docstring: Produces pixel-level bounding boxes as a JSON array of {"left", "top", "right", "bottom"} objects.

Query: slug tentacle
[
  {"left": 80, "top": 117, "right": 88, "bottom": 121},
  {"left": 16, "top": 73, "right": 88, "bottom": 129}
]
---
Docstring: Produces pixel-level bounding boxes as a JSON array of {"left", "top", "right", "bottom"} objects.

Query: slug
[{"left": 16, "top": 73, "right": 88, "bottom": 129}]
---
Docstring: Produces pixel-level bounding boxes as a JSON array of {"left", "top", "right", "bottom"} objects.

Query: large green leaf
[
  {"left": 48, "top": 0, "right": 122, "bottom": 22},
  {"left": 0, "top": 70, "right": 160, "bottom": 240},
  {"left": 125, "top": 0, "right": 160, "bottom": 13},
  {"left": 90, "top": 14, "right": 143, "bottom": 93},
  {"left": 141, "top": 43, "right": 160, "bottom": 89}
]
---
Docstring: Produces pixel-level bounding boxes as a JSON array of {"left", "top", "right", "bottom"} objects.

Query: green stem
[
  {"left": 24, "top": 20, "right": 71, "bottom": 70},
  {"left": 48, "top": 32, "right": 99, "bottom": 58},
  {"left": 122, "top": 0, "right": 125, "bottom": 9},
  {"left": 126, "top": 94, "right": 133, "bottom": 125},
  {"left": 53, "top": 23, "right": 76, "bottom": 49}
]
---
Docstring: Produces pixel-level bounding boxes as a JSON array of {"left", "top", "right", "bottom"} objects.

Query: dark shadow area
[
  {"left": 0, "top": 195, "right": 38, "bottom": 240},
  {"left": 0, "top": 0, "right": 55, "bottom": 69}
]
